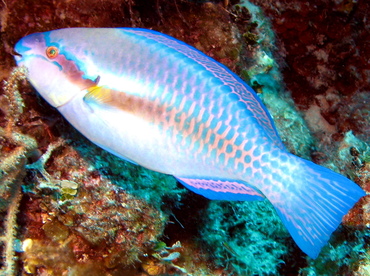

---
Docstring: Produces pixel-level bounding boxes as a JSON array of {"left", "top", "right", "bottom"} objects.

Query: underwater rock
[
  {"left": 249, "top": 0, "right": 370, "bottom": 143},
  {"left": 21, "top": 143, "right": 168, "bottom": 274}
]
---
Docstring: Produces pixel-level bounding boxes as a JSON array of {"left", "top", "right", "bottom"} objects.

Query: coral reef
[
  {"left": 201, "top": 200, "right": 290, "bottom": 275},
  {"left": 0, "top": 67, "right": 38, "bottom": 275},
  {"left": 0, "top": 186, "right": 22, "bottom": 276},
  {"left": 74, "top": 140, "right": 183, "bottom": 210},
  {"left": 299, "top": 228, "right": 370, "bottom": 276},
  {"left": 201, "top": 1, "right": 369, "bottom": 275},
  {"left": 246, "top": 0, "right": 370, "bottom": 275},
  {"left": 248, "top": 0, "right": 370, "bottom": 146},
  {"left": 21, "top": 141, "right": 168, "bottom": 274},
  {"left": 0, "top": 0, "right": 368, "bottom": 275}
]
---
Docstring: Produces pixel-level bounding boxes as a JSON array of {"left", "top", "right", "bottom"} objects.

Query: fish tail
[{"left": 264, "top": 154, "right": 365, "bottom": 258}]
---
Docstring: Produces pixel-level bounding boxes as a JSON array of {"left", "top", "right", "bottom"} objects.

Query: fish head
[{"left": 14, "top": 30, "right": 97, "bottom": 108}]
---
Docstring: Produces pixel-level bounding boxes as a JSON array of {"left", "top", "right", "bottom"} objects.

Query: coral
[
  {"left": 201, "top": 200, "right": 290, "bottom": 275},
  {"left": 241, "top": 1, "right": 370, "bottom": 275},
  {"left": 198, "top": 2, "right": 369, "bottom": 275},
  {"left": 248, "top": 0, "right": 370, "bottom": 105},
  {"left": 299, "top": 229, "right": 370, "bottom": 276},
  {"left": 0, "top": 67, "right": 36, "bottom": 202},
  {"left": 247, "top": 0, "right": 370, "bottom": 144},
  {"left": 0, "top": 67, "right": 38, "bottom": 275},
  {"left": 334, "top": 131, "right": 369, "bottom": 179},
  {"left": 354, "top": 249, "right": 370, "bottom": 276},
  {"left": 21, "top": 141, "right": 168, "bottom": 274},
  {"left": 255, "top": 72, "right": 314, "bottom": 159},
  {"left": 141, "top": 241, "right": 189, "bottom": 275},
  {"left": 333, "top": 132, "right": 370, "bottom": 230},
  {"left": 74, "top": 140, "right": 184, "bottom": 210},
  {"left": 0, "top": 186, "right": 22, "bottom": 276},
  {"left": 235, "top": 1, "right": 314, "bottom": 159},
  {"left": 21, "top": 139, "right": 218, "bottom": 275}
]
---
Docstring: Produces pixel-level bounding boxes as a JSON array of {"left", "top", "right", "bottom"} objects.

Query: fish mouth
[
  {"left": 12, "top": 49, "right": 22, "bottom": 58},
  {"left": 12, "top": 49, "right": 23, "bottom": 64}
]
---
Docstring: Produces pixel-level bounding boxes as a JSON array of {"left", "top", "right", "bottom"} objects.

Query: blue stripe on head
[
  {"left": 14, "top": 40, "right": 31, "bottom": 55},
  {"left": 44, "top": 30, "right": 97, "bottom": 82},
  {"left": 43, "top": 31, "right": 54, "bottom": 46}
]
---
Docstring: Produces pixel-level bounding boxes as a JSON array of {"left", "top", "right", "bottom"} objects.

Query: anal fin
[{"left": 175, "top": 176, "right": 265, "bottom": 201}]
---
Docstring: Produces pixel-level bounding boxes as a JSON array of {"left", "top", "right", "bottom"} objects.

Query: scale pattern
[{"left": 14, "top": 28, "right": 365, "bottom": 259}]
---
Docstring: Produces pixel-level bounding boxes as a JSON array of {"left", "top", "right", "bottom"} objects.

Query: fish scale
[
  {"left": 14, "top": 27, "right": 365, "bottom": 258},
  {"left": 127, "top": 29, "right": 283, "bottom": 147},
  {"left": 159, "top": 84, "right": 256, "bottom": 170}
]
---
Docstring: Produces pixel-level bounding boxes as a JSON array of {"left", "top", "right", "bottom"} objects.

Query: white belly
[{"left": 58, "top": 91, "right": 231, "bottom": 180}]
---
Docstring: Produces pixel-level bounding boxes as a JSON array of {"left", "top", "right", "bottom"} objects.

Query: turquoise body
[{"left": 14, "top": 28, "right": 365, "bottom": 258}]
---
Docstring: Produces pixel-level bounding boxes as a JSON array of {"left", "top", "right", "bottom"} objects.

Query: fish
[{"left": 14, "top": 27, "right": 365, "bottom": 259}]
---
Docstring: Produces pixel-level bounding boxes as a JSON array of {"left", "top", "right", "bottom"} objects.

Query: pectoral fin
[{"left": 83, "top": 86, "right": 115, "bottom": 105}]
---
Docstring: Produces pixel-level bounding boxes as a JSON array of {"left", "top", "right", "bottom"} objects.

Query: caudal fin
[{"left": 268, "top": 155, "right": 365, "bottom": 259}]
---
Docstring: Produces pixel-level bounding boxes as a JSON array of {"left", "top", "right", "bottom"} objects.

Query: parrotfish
[{"left": 14, "top": 28, "right": 365, "bottom": 258}]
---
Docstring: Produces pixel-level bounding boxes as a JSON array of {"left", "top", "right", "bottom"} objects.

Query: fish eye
[{"left": 46, "top": 46, "right": 59, "bottom": 59}]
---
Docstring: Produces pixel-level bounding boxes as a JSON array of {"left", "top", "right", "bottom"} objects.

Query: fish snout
[
  {"left": 12, "top": 48, "right": 22, "bottom": 57},
  {"left": 12, "top": 48, "right": 23, "bottom": 64}
]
